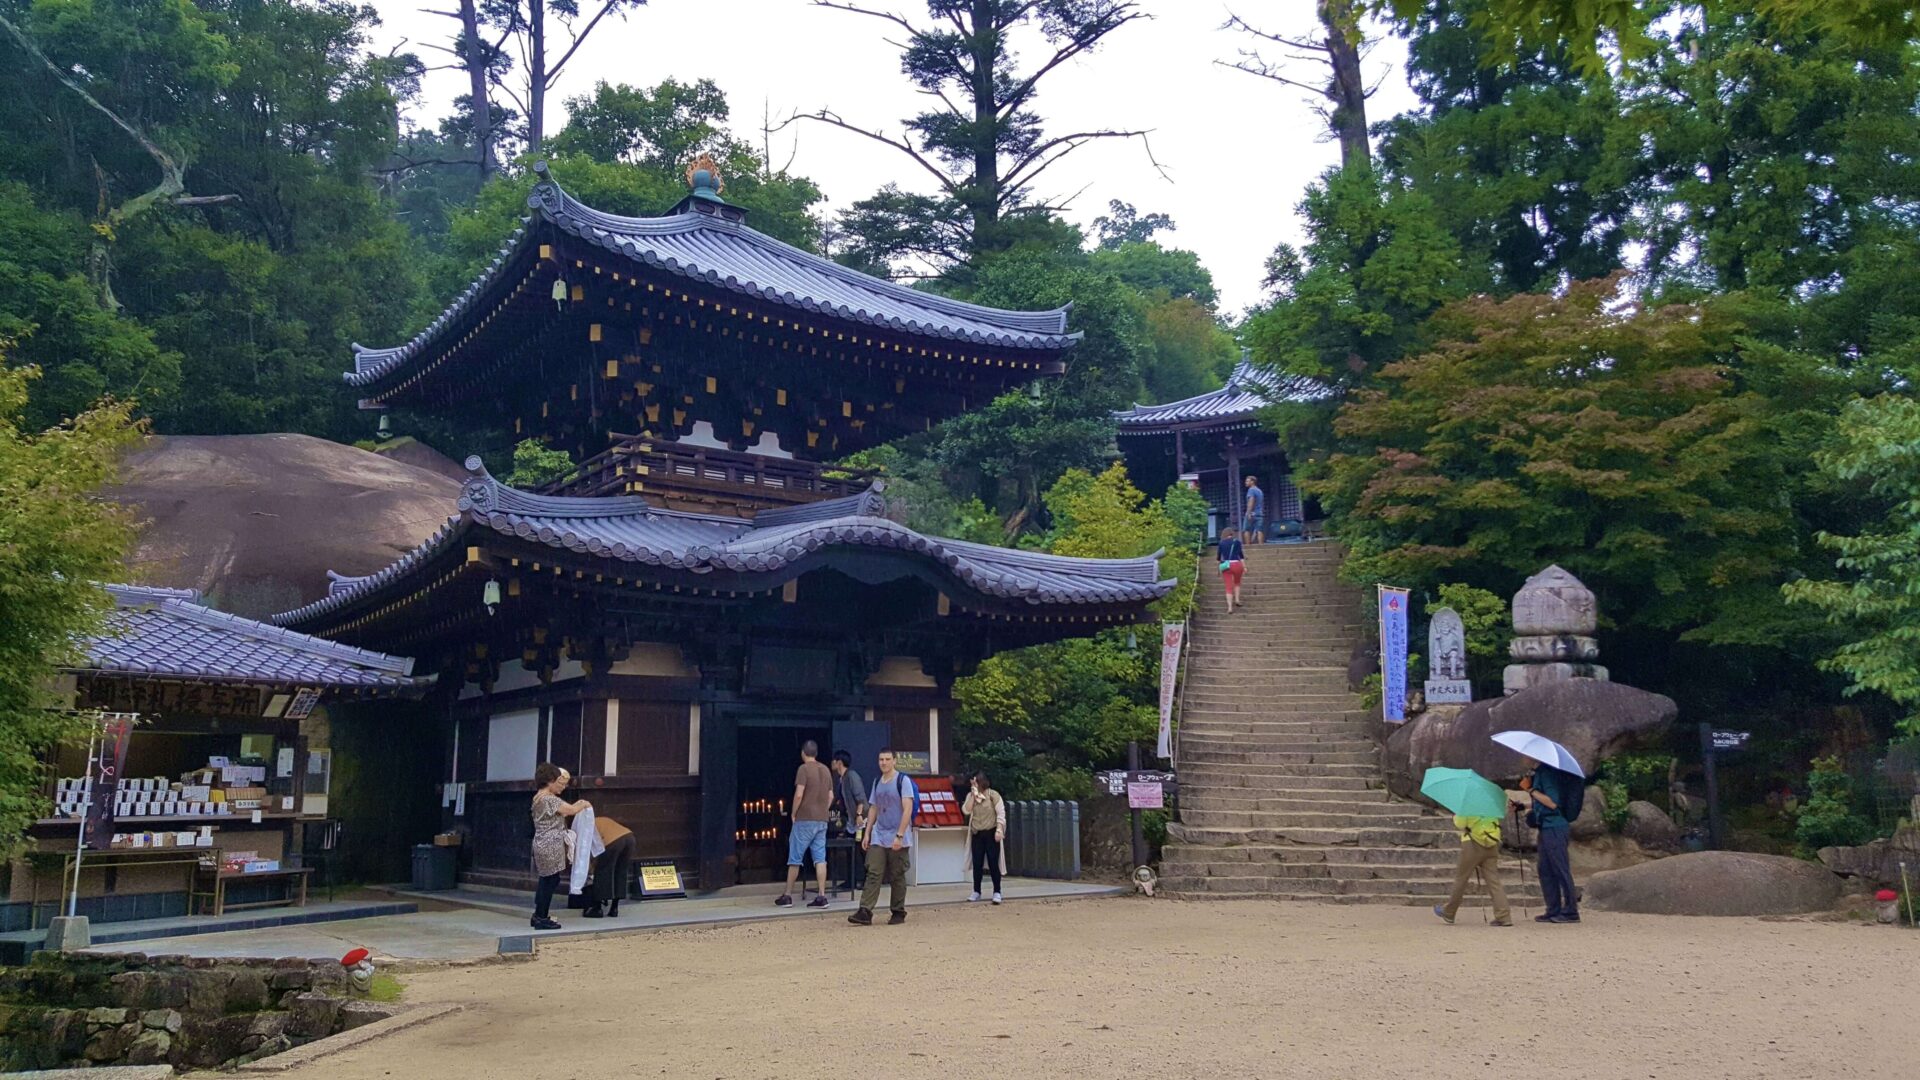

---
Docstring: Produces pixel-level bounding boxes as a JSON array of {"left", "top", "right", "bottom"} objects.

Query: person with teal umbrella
[{"left": 1420, "top": 767, "right": 1514, "bottom": 927}]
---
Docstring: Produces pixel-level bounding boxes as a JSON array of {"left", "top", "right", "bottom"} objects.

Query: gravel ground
[{"left": 277, "top": 895, "right": 1919, "bottom": 1080}]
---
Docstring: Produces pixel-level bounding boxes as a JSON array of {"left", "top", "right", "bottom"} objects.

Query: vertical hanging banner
[
  {"left": 1377, "top": 587, "right": 1410, "bottom": 724},
  {"left": 1157, "top": 622, "right": 1183, "bottom": 760},
  {"left": 82, "top": 712, "right": 137, "bottom": 850}
]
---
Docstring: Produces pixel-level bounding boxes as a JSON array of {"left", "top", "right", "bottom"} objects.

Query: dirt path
[{"left": 282, "top": 897, "right": 1917, "bottom": 1080}]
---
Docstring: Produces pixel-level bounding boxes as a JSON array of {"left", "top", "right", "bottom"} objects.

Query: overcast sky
[{"left": 368, "top": 0, "right": 1421, "bottom": 315}]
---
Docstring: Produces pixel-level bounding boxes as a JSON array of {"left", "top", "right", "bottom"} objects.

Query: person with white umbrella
[{"left": 1492, "top": 731, "right": 1589, "bottom": 924}]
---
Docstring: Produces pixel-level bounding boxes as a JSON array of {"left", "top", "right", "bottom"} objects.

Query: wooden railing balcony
[{"left": 539, "top": 433, "right": 879, "bottom": 515}]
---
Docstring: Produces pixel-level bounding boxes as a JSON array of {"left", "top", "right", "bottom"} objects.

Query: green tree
[
  {"left": 504, "top": 437, "right": 575, "bottom": 488},
  {"left": 1368, "top": 0, "right": 1915, "bottom": 78},
  {"left": 1784, "top": 396, "right": 1920, "bottom": 736},
  {"left": 803, "top": 0, "right": 1156, "bottom": 270},
  {"left": 1244, "top": 167, "right": 1467, "bottom": 388},
  {"left": 0, "top": 359, "right": 143, "bottom": 848},
  {"left": 1378, "top": 0, "right": 1638, "bottom": 292},
  {"left": 1622, "top": 5, "right": 1920, "bottom": 295},
  {"left": 1, "top": 0, "right": 429, "bottom": 440},
  {"left": 0, "top": 185, "right": 180, "bottom": 431},
  {"left": 546, "top": 78, "right": 736, "bottom": 168},
  {"left": 1310, "top": 277, "right": 1806, "bottom": 648},
  {"left": 953, "top": 464, "right": 1202, "bottom": 795}
]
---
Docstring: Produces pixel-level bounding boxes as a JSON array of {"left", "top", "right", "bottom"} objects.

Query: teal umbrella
[{"left": 1420, "top": 766, "right": 1509, "bottom": 820}]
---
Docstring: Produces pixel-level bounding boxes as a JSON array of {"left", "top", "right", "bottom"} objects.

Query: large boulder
[
  {"left": 109, "top": 434, "right": 461, "bottom": 619},
  {"left": 1584, "top": 851, "right": 1844, "bottom": 916},
  {"left": 1818, "top": 824, "right": 1920, "bottom": 889},
  {"left": 1622, "top": 801, "right": 1680, "bottom": 850},
  {"left": 1385, "top": 678, "right": 1677, "bottom": 800}
]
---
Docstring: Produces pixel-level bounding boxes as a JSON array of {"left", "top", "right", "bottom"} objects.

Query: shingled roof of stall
[
  {"left": 346, "top": 160, "right": 1080, "bottom": 407},
  {"left": 78, "top": 584, "right": 430, "bottom": 692},
  {"left": 1113, "top": 357, "right": 1334, "bottom": 434},
  {"left": 271, "top": 457, "right": 1175, "bottom": 638}
]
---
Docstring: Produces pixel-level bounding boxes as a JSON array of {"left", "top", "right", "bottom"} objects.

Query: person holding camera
[{"left": 963, "top": 771, "right": 1007, "bottom": 905}]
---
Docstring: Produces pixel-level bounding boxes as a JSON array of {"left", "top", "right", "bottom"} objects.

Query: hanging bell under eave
[
  {"left": 376, "top": 413, "right": 392, "bottom": 441},
  {"left": 551, "top": 278, "right": 567, "bottom": 310}
]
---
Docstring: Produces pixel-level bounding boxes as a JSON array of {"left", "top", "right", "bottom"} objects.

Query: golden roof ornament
[{"left": 685, "top": 154, "right": 725, "bottom": 201}]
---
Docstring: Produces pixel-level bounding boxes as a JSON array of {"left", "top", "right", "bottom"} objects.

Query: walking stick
[{"left": 1903, "top": 861, "right": 1915, "bottom": 928}]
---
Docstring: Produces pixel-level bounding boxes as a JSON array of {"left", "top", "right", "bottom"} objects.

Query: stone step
[
  {"left": 1183, "top": 688, "right": 1363, "bottom": 700},
  {"left": 1158, "top": 871, "right": 1542, "bottom": 894},
  {"left": 1178, "top": 808, "right": 1434, "bottom": 830},
  {"left": 1178, "top": 749, "right": 1379, "bottom": 767},
  {"left": 1180, "top": 698, "right": 1371, "bottom": 710},
  {"left": 1173, "top": 770, "right": 1383, "bottom": 791},
  {"left": 1183, "top": 672, "right": 1356, "bottom": 686},
  {"left": 1167, "top": 824, "right": 1453, "bottom": 847},
  {"left": 1178, "top": 727, "right": 1373, "bottom": 741},
  {"left": 1169, "top": 760, "right": 1382, "bottom": 777},
  {"left": 1159, "top": 883, "right": 1536, "bottom": 899},
  {"left": 1178, "top": 787, "right": 1404, "bottom": 807},
  {"left": 1162, "top": 842, "right": 1464, "bottom": 866},
  {"left": 1160, "top": 857, "right": 1534, "bottom": 881},
  {"left": 1157, "top": 880, "right": 1544, "bottom": 904}
]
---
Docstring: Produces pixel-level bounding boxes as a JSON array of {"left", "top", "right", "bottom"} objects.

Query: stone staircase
[{"left": 1162, "top": 542, "right": 1540, "bottom": 907}]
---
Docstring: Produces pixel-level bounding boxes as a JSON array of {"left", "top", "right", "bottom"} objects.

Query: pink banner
[{"left": 1157, "top": 622, "right": 1183, "bottom": 760}]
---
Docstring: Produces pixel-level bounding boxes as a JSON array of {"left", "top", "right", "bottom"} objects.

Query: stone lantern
[{"left": 1502, "top": 565, "right": 1609, "bottom": 695}]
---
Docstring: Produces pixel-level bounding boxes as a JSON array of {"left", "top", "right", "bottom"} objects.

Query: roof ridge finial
[
  {"left": 685, "top": 153, "right": 725, "bottom": 202},
  {"left": 458, "top": 454, "right": 502, "bottom": 515}
]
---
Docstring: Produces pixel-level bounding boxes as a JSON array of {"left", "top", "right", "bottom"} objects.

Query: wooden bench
[{"left": 192, "top": 866, "right": 313, "bottom": 916}]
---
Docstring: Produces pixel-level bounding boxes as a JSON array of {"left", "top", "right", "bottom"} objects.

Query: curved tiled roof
[
  {"left": 1114, "top": 357, "right": 1334, "bottom": 432},
  {"left": 347, "top": 165, "right": 1078, "bottom": 391},
  {"left": 82, "top": 584, "right": 427, "bottom": 689},
  {"left": 275, "top": 461, "right": 1173, "bottom": 629}
]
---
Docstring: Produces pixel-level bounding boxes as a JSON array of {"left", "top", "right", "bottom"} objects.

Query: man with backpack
[
  {"left": 848, "top": 748, "right": 917, "bottom": 926},
  {"left": 1520, "top": 757, "right": 1586, "bottom": 923}
]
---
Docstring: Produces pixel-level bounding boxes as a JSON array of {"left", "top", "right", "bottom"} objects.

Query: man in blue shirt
[
  {"left": 1243, "top": 475, "right": 1266, "bottom": 544},
  {"left": 848, "top": 748, "right": 917, "bottom": 926}
]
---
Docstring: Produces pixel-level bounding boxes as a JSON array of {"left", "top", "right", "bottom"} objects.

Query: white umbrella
[{"left": 1490, "top": 730, "right": 1586, "bottom": 777}]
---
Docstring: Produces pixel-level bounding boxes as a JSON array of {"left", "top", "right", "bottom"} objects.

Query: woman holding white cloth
[{"left": 530, "top": 763, "right": 590, "bottom": 930}]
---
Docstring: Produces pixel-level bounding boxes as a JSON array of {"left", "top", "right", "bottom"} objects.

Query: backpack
[{"left": 1558, "top": 769, "right": 1587, "bottom": 824}]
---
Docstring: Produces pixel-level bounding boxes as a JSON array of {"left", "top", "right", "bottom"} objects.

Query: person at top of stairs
[
  {"left": 1217, "top": 527, "right": 1247, "bottom": 614},
  {"left": 1242, "top": 475, "right": 1265, "bottom": 544}
]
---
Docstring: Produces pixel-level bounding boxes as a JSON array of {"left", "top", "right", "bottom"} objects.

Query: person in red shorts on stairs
[{"left": 1218, "top": 526, "right": 1247, "bottom": 614}]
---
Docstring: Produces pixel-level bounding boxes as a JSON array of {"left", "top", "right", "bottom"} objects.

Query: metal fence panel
[{"left": 1005, "top": 800, "right": 1080, "bottom": 880}]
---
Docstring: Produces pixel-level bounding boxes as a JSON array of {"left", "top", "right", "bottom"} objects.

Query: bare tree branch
[
  {"left": 1217, "top": 57, "right": 1328, "bottom": 95},
  {"left": 544, "top": 0, "right": 625, "bottom": 89},
  {"left": 997, "top": 11, "right": 1150, "bottom": 120},
  {"left": 782, "top": 109, "right": 957, "bottom": 194},
  {"left": 813, "top": 0, "right": 923, "bottom": 38}
]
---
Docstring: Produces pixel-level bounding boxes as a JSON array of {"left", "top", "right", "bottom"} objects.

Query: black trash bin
[{"left": 411, "top": 844, "right": 456, "bottom": 891}]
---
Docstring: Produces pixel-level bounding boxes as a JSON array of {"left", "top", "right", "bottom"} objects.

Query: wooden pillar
[
  {"left": 1173, "top": 429, "right": 1186, "bottom": 476},
  {"left": 697, "top": 703, "right": 737, "bottom": 889},
  {"left": 1226, "top": 440, "right": 1242, "bottom": 532}
]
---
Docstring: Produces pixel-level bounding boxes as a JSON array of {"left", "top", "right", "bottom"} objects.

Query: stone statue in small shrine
[
  {"left": 1425, "top": 608, "right": 1472, "bottom": 704},
  {"left": 1502, "top": 565, "right": 1609, "bottom": 695}
]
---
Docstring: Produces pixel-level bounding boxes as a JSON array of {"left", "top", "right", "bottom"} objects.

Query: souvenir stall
[{"left": 5, "top": 585, "right": 428, "bottom": 931}]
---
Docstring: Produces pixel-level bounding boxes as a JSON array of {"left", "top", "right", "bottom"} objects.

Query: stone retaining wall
[{"left": 0, "top": 953, "right": 394, "bottom": 1072}]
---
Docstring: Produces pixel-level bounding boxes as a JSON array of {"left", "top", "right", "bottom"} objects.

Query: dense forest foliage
[{"left": 2, "top": 0, "right": 1916, "bottom": 831}]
